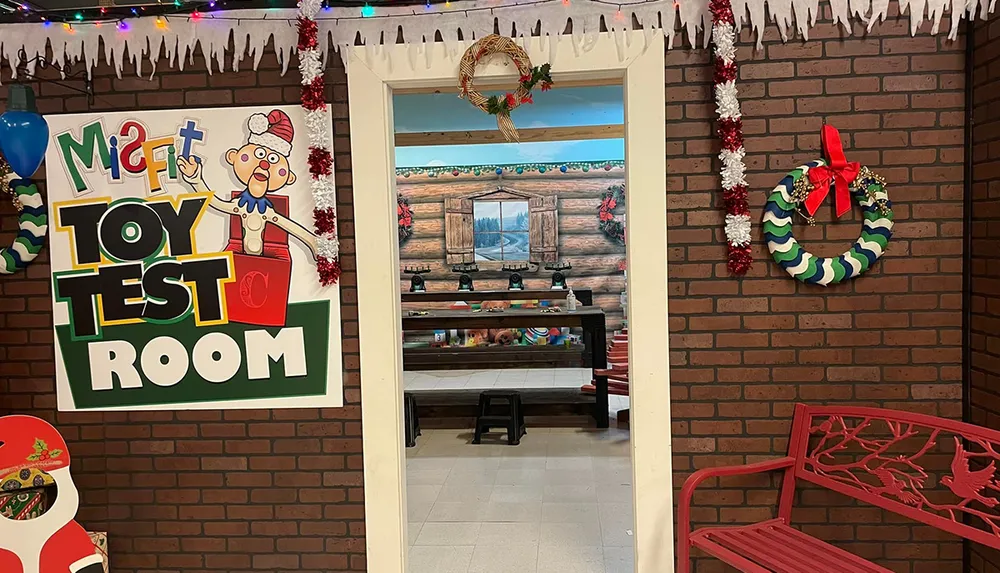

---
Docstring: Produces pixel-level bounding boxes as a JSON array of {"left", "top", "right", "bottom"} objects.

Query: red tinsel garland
[
  {"left": 711, "top": 0, "right": 752, "bottom": 276},
  {"left": 298, "top": 0, "right": 340, "bottom": 287}
]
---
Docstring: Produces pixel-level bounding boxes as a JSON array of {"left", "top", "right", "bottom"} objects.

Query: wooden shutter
[
  {"left": 528, "top": 196, "right": 558, "bottom": 263},
  {"left": 444, "top": 198, "right": 474, "bottom": 264}
]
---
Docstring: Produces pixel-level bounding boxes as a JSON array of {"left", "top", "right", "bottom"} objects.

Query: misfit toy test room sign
[{"left": 45, "top": 105, "right": 343, "bottom": 411}]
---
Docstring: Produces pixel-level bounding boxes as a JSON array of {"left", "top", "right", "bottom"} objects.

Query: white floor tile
[
  {"left": 543, "top": 484, "right": 598, "bottom": 503},
  {"left": 427, "top": 501, "right": 490, "bottom": 522},
  {"left": 602, "top": 546, "right": 634, "bottom": 573},
  {"left": 407, "top": 469, "right": 452, "bottom": 486},
  {"left": 408, "top": 545, "right": 475, "bottom": 573},
  {"left": 405, "top": 426, "right": 636, "bottom": 573},
  {"left": 491, "top": 485, "right": 545, "bottom": 503},
  {"left": 537, "top": 545, "right": 606, "bottom": 573},
  {"left": 477, "top": 521, "right": 541, "bottom": 545},
  {"left": 540, "top": 521, "right": 604, "bottom": 547},
  {"left": 407, "top": 484, "right": 442, "bottom": 504},
  {"left": 482, "top": 501, "right": 542, "bottom": 522},
  {"left": 413, "top": 522, "right": 481, "bottom": 546},
  {"left": 468, "top": 544, "right": 539, "bottom": 573},
  {"left": 541, "top": 502, "right": 600, "bottom": 523},
  {"left": 408, "top": 521, "right": 424, "bottom": 545},
  {"left": 408, "top": 501, "right": 433, "bottom": 522},
  {"left": 436, "top": 484, "right": 495, "bottom": 503},
  {"left": 496, "top": 468, "right": 547, "bottom": 486}
]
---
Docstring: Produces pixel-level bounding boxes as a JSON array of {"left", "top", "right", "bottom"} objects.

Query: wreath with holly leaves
[
  {"left": 398, "top": 194, "right": 413, "bottom": 245},
  {"left": 598, "top": 184, "right": 626, "bottom": 246},
  {"left": 459, "top": 34, "right": 553, "bottom": 142}
]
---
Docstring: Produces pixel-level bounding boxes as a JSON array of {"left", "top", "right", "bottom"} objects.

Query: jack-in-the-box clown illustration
[
  {"left": 177, "top": 109, "right": 319, "bottom": 259},
  {"left": 0, "top": 416, "right": 103, "bottom": 573}
]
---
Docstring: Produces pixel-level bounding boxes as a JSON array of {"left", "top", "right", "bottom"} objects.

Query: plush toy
[
  {"left": 466, "top": 329, "right": 489, "bottom": 346},
  {"left": 0, "top": 415, "right": 104, "bottom": 573},
  {"left": 489, "top": 329, "right": 516, "bottom": 345},
  {"left": 481, "top": 300, "right": 511, "bottom": 311}
]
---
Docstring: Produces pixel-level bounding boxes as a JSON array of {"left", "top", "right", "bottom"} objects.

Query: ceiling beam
[
  {"left": 394, "top": 123, "right": 624, "bottom": 146},
  {"left": 393, "top": 76, "right": 622, "bottom": 95}
]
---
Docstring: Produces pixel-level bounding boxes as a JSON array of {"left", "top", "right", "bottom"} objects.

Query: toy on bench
[{"left": 678, "top": 403, "right": 1000, "bottom": 573}]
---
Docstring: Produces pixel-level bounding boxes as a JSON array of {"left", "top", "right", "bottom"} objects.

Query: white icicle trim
[
  {"left": 724, "top": 213, "right": 752, "bottom": 246},
  {"left": 318, "top": 235, "right": 340, "bottom": 259},
  {"left": 715, "top": 81, "right": 741, "bottom": 120},
  {"left": 719, "top": 147, "right": 747, "bottom": 190}
]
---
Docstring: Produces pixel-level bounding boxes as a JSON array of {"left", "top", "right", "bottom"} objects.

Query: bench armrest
[{"left": 676, "top": 456, "right": 796, "bottom": 573}]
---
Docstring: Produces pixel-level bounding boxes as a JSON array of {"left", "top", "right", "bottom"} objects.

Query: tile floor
[
  {"left": 404, "top": 368, "right": 631, "bottom": 417},
  {"left": 406, "top": 426, "right": 634, "bottom": 573}
]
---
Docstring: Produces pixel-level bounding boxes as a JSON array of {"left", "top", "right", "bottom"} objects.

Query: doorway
[{"left": 349, "top": 32, "right": 673, "bottom": 573}]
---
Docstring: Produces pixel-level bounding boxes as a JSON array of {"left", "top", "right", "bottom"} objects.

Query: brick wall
[
  {"left": 0, "top": 48, "right": 366, "bottom": 572},
  {"left": 0, "top": 8, "right": 971, "bottom": 573},
  {"left": 668, "top": 8, "right": 966, "bottom": 572},
  {"left": 970, "top": 13, "right": 1000, "bottom": 573}
]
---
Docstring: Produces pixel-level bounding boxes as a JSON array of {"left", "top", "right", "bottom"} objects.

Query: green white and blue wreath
[
  {"left": 763, "top": 162, "right": 893, "bottom": 286},
  {"left": 0, "top": 158, "right": 47, "bottom": 274}
]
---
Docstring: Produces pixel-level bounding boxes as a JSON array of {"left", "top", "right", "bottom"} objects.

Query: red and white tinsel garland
[
  {"left": 711, "top": 0, "right": 751, "bottom": 276},
  {"left": 298, "top": 0, "right": 340, "bottom": 286}
]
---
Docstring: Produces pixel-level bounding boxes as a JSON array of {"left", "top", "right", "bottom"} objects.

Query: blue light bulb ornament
[{"left": 0, "top": 85, "right": 49, "bottom": 179}]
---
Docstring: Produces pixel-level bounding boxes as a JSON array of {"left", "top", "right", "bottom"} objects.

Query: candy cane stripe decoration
[
  {"left": 711, "top": 0, "right": 751, "bottom": 276},
  {"left": 298, "top": 0, "right": 340, "bottom": 286}
]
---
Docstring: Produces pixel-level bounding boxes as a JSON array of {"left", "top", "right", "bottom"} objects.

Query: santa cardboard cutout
[{"left": 0, "top": 416, "right": 103, "bottom": 573}]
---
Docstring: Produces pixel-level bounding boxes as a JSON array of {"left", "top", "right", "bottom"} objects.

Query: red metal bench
[{"left": 678, "top": 403, "right": 1000, "bottom": 573}]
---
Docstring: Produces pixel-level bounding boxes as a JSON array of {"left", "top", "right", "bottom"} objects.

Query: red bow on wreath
[{"left": 804, "top": 124, "right": 859, "bottom": 218}]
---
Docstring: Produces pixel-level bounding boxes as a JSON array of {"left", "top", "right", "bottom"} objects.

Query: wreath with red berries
[
  {"left": 458, "top": 34, "right": 553, "bottom": 143},
  {"left": 398, "top": 194, "right": 413, "bottom": 245},
  {"left": 598, "top": 184, "right": 626, "bottom": 246}
]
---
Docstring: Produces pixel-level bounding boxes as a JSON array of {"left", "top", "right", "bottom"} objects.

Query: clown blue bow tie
[{"left": 238, "top": 189, "right": 273, "bottom": 214}]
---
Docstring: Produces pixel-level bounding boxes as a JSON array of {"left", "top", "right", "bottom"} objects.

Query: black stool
[
  {"left": 472, "top": 390, "right": 526, "bottom": 445},
  {"left": 404, "top": 392, "right": 421, "bottom": 448}
]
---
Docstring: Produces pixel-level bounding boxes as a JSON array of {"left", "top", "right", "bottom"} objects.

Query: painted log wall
[{"left": 397, "top": 170, "right": 627, "bottom": 333}]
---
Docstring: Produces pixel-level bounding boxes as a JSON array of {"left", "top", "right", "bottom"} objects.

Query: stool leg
[
  {"left": 404, "top": 394, "right": 416, "bottom": 448},
  {"left": 516, "top": 396, "right": 526, "bottom": 439},
  {"left": 508, "top": 397, "right": 521, "bottom": 446},
  {"left": 413, "top": 395, "right": 421, "bottom": 437},
  {"left": 473, "top": 394, "right": 488, "bottom": 444}
]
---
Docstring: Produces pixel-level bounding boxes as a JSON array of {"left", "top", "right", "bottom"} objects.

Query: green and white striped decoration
[
  {"left": 763, "top": 161, "right": 893, "bottom": 286},
  {"left": 1, "top": 180, "right": 47, "bottom": 274}
]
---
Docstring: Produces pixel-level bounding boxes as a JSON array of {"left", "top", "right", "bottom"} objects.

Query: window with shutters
[
  {"left": 445, "top": 188, "right": 558, "bottom": 265},
  {"left": 473, "top": 200, "right": 529, "bottom": 261}
]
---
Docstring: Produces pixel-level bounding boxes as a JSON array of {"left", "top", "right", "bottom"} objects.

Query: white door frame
[{"left": 349, "top": 32, "right": 673, "bottom": 573}]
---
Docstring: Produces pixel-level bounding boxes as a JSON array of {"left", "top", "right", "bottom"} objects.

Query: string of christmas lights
[
  {"left": 298, "top": 0, "right": 340, "bottom": 286},
  {"left": 3, "top": 0, "right": 643, "bottom": 27},
  {"left": 710, "top": 0, "right": 750, "bottom": 276}
]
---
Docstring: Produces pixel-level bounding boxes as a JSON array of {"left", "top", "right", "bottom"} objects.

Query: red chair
[
  {"left": 678, "top": 403, "right": 1000, "bottom": 572},
  {"left": 582, "top": 329, "right": 629, "bottom": 396}
]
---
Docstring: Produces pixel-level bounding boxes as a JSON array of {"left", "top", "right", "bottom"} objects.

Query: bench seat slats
[{"left": 692, "top": 519, "right": 894, "bottom": 573}]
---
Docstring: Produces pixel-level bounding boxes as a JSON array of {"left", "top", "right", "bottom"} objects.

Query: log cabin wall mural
[
  {"left": 393, "top": 86, "right": 627, "bottom": 360},
  {"left": 396, "top": 164, "right": 626, "bottom": 346}
]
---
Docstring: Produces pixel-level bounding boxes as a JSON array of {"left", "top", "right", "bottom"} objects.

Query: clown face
[{"left": 226, "top": 144, "right": 296, "bottom": 198}]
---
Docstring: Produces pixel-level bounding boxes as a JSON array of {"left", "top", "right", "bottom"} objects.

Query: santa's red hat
[
  {"left": 0, "top": 416, "right": 70, "bottom": 478},
  {"left": 247, "top": 109, "right": 294, "bottom": 157}
]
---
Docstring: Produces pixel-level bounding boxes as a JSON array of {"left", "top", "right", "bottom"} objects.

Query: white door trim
[{"left": 348, "top": 32, "right": 674, "bottom": 573}]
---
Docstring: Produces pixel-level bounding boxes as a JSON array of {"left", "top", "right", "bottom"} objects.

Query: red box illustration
[{"left": 224, "top": 192, "right": 292, "bottom": 327}]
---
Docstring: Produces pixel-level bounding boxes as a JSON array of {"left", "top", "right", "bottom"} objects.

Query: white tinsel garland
[{"left": 724, "top": 214, "right": 752, "bottom": 246}]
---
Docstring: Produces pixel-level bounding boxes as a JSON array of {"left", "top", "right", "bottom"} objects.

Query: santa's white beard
[{"left": 0, "top": 467, "right": 79, "bottom": 573}]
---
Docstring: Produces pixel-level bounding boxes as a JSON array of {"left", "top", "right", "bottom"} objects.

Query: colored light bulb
[{"left": 361, "top": 3, "right": 375, "bottom": 17}]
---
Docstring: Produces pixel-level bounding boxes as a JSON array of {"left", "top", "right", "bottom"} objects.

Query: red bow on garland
[{"left": 804, "top": 124, "right": 859, "bottom": 218}]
